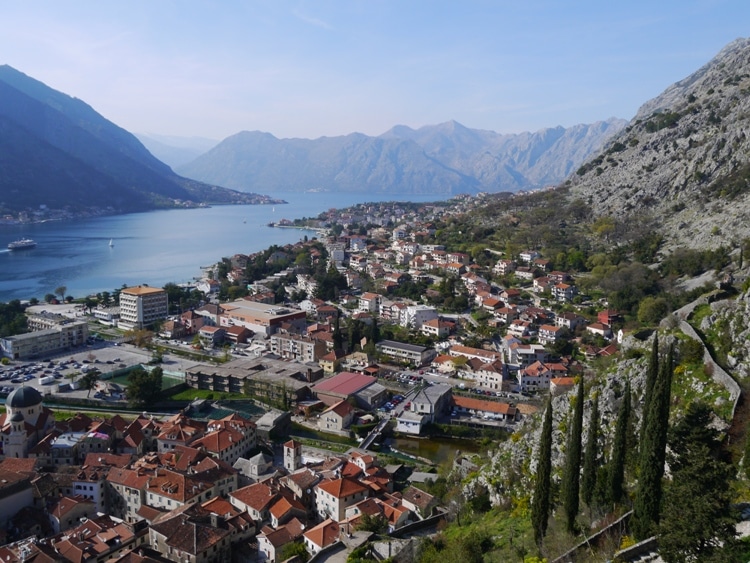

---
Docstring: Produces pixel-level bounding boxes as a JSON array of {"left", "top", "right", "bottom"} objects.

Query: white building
[
  {"left": 401, "top": 305, "right": 438, "bottom": 330},
  {"left": 118, "top": 286, "right": 168, "bottom": 330}
]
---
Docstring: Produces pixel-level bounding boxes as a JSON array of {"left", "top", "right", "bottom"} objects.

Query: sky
[{"left": 1, "top": 1, "right": 748, "bottom": 141}]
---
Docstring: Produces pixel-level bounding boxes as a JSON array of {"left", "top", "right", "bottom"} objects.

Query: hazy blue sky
[{"left": 1, "top": 1, "right": 747, "bottom": 140}]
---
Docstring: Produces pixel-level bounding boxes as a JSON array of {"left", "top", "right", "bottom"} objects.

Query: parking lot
[{"left": 0, "top": 340, "right": 195, "bottom": 404}]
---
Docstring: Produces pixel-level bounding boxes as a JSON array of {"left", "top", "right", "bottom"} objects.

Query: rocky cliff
[{"left": 569, "top": 37, "right": 750, "bottom": 250}]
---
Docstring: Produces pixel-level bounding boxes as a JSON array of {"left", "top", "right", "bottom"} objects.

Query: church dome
[
  {"left": 10, "top": 411, "right": 23, "bottom": 423},
  {"left": 7, "top": 386, "right": 43, "bottom": 409}
]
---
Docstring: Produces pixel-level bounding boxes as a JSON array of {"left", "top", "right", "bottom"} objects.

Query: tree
[
  {"left": 562, "top": 377, "right": 584, "bottom": 534},
  {"left": 55, "top": 286, "right": 67, "bottom": 302},
  {"left": 637, "top": 297, "right": 669, "bottom": 325},
  {"left": 632, "top": 344, "right": 673, "bottom": 539},
  {"left": 356, "top": 512, "right": 388, "bottom": 534},
  {"left": 97, "top": 291, "right": 111, "bottom": 307},
  {"left": 333, "top": 315, "right": 344, "bottom": 351},
  {"left": 531, "top": 398, "right": 553, "bottom": 546},
  {"left": 658, "top": 402, "right": 738, "bottom": 562},
  {"left": 44, "top": 293, "right": 56, "bottom": 304},
  {"left": 83, "top": 297, "right": 97, "bottom": 314},
  {"left": 640, "top": 337, "right": 659, "bottom": 453},
  {"left": 279, "top": 541, "right": 309, "bottom": 562},
  {"left": 581, "top": 394, "right": 600, "bottom": 508},
  {"left": 608, "top": 379, "right": 631, "bottom": 506},
  {"left": 80, "top": 369, "right": 100, "bottom": 398},
  {"left": 126, "top": 366, "right": 163, "bottom": 408}
]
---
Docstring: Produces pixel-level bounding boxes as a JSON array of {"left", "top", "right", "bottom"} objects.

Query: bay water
[{"left": 0, "top": 192, "right": 443, "bottom": 302}]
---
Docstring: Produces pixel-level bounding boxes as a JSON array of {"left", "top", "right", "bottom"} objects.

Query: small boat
[
  {"left": 8, "top": 238, "right": 36, "bottom": 250},
  {"left": 109, "top": 239, "right": 114, "bottom": 247}
]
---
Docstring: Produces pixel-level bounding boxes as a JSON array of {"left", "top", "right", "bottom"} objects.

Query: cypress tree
[
  {"left": 640, "top": 336, "right": 659, "bottom": 447},
  {"left": 531, "top": 398, "right": 553, "bottom": 546},
  {"left": 608, "top": 379, "right": 631, "bottom": 506},
  {"left": 581, "top": 394, "right": 600, "bottom": 508},
  {"left": 562, "top": 376, "right": 585, "bottom": 534},
  {"left": 333, "top": 314, "right": 343, "bottom": 351},
  {"left": 632, "top": 343, "right": 674, "bottom": 539}
]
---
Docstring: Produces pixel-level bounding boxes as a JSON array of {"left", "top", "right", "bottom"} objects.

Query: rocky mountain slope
[
  {"left": 0, "top": 66, "right": 275, "bottom": 215},
  {"left": 176, "top": 119, "right": 625, "bottom": 196},
  {"left": 569, "top": 37, "right": 750, "bottom": 250}
]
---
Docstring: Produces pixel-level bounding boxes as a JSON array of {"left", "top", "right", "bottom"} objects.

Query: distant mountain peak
[
  {"left": 177, "top": 118, "right": 626, "bottom": 195},
  {"left": 0, "top": 67, "right": 267, "bottom": 214}
]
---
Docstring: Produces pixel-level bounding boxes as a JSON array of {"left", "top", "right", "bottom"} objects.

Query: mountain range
[
  {"left": 0, "top": 66, "right": 275, "bottom": 216},
  {"left": 175, "top": 119, "right": 626, "bottom": 196},
  {"left": 569, "top": 37, "right": 750, "bottom": 249}
]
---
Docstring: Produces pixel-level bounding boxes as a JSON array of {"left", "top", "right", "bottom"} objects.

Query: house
[
  {"left": 552, "top": 283, "right": 578, "bottom": 302},
  {"left": 515, "top": 266, "right": 535, "bottom": 280},
  {"left": 400, "top": 486, "right": 438, "bottom": 519},
  {"left": 402, "top": 305, "right": 438, "bottom": 330},
  {"left": 230, "top": 482, "right": 277, "bottom": 523},
  {"left": 598, "top": 309, "right": 622, "bottom": 326},
  {"left": 508, "top": 319, "right": 534, "bottom": 339},
  {"left": 198, "top": 325, "right": 226, "bottom": 347},
  {"left": 420, "top": 318, "right": 453, "bottom": 339},
  {"left": 149, "top": 510, "right": 232, "bottom": 563},
  {"left": 451, "top": 396, "right": 518, "bottom": 422},
  {"left": 519, "top": 250, "right": 541, "bottom": 263},
  {"left": 518, "top": 361, "right": 569, "bottom": 391},
  {"left": 358, "top": 292, "right": 381, "bottom": 313},
  {"left": 407, "top": 383, "right": 452, "bottom": 423},
  {"left": 303, "top": 518, "right": 340, "bottom": 555},
  {"left": 160, "top": 319, "right": 186, "bottom": 339},
  {"left": 538, "top": 324, "right": 564, "bottom": 346},
  {"left": 319, "top": 349, "right": 345, "bottom": 375},
  {"left": 319, "top": 401, "right": 355, "bottom": 433},
  {"left": 474, "top": 361, "right": 506, "bottom": 391},
  {"left": 315, "top": 477, "right": 369, "bottom": 521},
  {"left": 506, "top": 343, "right": 547, "bottom": 369},
  {"left": 225, "top": 325, "right": 253, "bottom": 345},
  {"left": 448, "top": 345, "right": 502, "bottom": 364},
  {"left": 586, "top": 322, "right": 613, "bottom": 339},
  {"left": 556, "top": 312, "right": 585, "bottom": 331},
  {"left": 257, "top": 520, "right": 304, "bottom": 563},
  {"left": 500, "top": 288, "right": 521, "bottom": 302},
  {"left": 493, "top": 260, "right": 517, "bottom": 276}
]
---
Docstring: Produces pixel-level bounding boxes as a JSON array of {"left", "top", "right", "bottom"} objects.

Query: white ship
[{"left": 7, "top": 238, "right": 36, "bottom": 250}]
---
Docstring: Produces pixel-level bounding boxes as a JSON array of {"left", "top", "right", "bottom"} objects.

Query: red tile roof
[{"left": 313, "top": 372, "right": 376, "bottom": 396}]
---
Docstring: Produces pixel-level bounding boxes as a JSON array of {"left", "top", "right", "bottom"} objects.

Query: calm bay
[{"left": 0, "top": 192, "right": 443, "bottom": 302}]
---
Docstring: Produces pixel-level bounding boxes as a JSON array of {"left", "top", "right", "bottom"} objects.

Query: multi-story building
[
  {"left": 270, "top": 333, "right": 328, "bottom": 363},
  {"left": 0, "top": 320, "right": 88, "bottom": 360},
  {"left": 315, "top": 477, "right": 369, "bottom": 521},
  {"left": 376, "top": 340, "right": 436, "bottom": 367},
  {"left": 118, "top": 286, "right": 168, "bottom": 330},
  {"left": 219, "top": 300, "right": 306, "bottom": 337}
]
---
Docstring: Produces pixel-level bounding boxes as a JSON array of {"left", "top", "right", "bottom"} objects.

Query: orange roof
[
  {"left": 121, "top": 286, "right": 165, "bottom": 296},
  {"left": 316, "top": 477, "right": 368, "bottom": 499},
  {"left": 304, "top": 519, "right": 340, "bottom": 549},
  {"left": 231, "top": 483, "right": 276, "bottom": 511},
  {"left": 452, "top": 396, "right": 517, "bottom": 416}
]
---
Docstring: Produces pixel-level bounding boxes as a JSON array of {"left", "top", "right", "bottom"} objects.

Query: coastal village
[{"left": 0, "top": 193, "right": 631, "bottom": 562}]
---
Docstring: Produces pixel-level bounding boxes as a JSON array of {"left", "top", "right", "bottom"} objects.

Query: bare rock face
[{"left": 569, "top": 37, "right": 750, "bottom": 250}]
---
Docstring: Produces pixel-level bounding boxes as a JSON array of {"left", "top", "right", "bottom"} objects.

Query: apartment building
[{"left": 118, "top": 286, "right": 168, "bottom": 330}]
